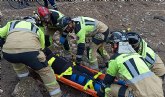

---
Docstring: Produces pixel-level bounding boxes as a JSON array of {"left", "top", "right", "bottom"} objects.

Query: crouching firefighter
[
  {"left": 0, "top": 17, "right": 61, "bottom": 97},
  {"left": 126, "top": 32, "right": 165, "bottom": 80},
  {"left": 58, "top": 16, "right": 110, "bottom": 70},
  {"left": 97, "top": 32, "right": 164, "bottom": 97}
]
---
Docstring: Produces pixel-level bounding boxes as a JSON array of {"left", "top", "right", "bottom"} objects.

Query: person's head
[
  {"left": 57, "top": 16, "right": 74, "bottom": 33},
  {"left": 108, "top": 31, "right": 128, "bottom": 53},
  {"left": 23, "top": 16, "right": 36, "bottom": 24},
  {"left": 126, "top": 32, "right": 142, "bottom": 51},
  {"left": 37, "top": 6, "right": 51, "bottom": 24},
  {"left": 108, "top": 31, "right": 136, "bottom": 54}
]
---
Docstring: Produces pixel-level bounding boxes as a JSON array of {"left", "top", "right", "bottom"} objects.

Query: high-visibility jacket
[
  {"left": 138, "top": 39, "right": 156, "bottom": 68},
  {"left": 104, "top": 53, "right": 164, "bottom": 97},
  {"left": 72, "top": 16, "right": 97, "bottom": 44},
  {"left": 44, "top": 9, "right": 65, "bottom": 37},
  {"left": 0, "top": 20, "right": 45, "bottom": 49},
  {"left": 106, "top": 53, "right": 151, "bottom": 83},
  {"left": 48, "top": 9, "right": 64, "bottom": 28},
  {"left": 72, "top": 16, "right": 108, "bottom": 60}
]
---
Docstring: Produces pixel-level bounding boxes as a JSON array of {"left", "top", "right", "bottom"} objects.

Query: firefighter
[
  {"left": 58, "top": 16, "right": 110, "bottom": 70},
  {"left": 0, "top": 17, "right": 61, "bottom": 97},
  {"left": 126, "top": 32, "right": 165, "bottom": 80},
  {"left": 36, "top": 6, "right": 67, "bottom": 51},
  {"left": 37, "top": 6, "right": 65, "bottom": 36},
  {"left": 97, "top": 31, "right": 164, "bottom": 97}
]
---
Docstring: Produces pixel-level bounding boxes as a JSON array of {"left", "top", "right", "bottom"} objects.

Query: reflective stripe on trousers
[
  {"left": 145, "top": 53, "right": 156, "bottom": 66},
  {"left": 49, "top": 88, "right": 61, "bottom": 96}
]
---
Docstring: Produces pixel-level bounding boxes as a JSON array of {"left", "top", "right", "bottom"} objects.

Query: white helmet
[
  {"left": 110, "top": 31, "right": 136, "bottom": 53},
  {"left": 23, "top": 16, "right": 36, "bottom": 24}
]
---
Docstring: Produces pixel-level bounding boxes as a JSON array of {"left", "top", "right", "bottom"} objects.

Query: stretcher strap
[
  {"left": 48, "top": 57, "right": 56, "bottom": 66},
  {"left": 94, "top": 72, "right": 102, "bottom": 79},
  {"left": 56, "top": 54, "right": 60, "bottom": 56},
  {"left": 84, "top": 80, "right": 94, "bottom": 90},
  {"left": 58, "top": 67, "right": 73, "bottom": 78},
  {"left": 72, "top": 62, "right": 76, "bottom": 66}
]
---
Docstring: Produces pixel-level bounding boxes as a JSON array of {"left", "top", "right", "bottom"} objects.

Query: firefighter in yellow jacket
[
  {"left": 0, "top": 17, "right": 61, "bottom": 97},
  {"left": 58, "top": 16, "right": 110, "bottom": 70},
  {"left": 97, "top": 31, "right": 164, "bottom": 97},
  {"left": 126, "top": 32, "right": 165, "bottom": 80}
]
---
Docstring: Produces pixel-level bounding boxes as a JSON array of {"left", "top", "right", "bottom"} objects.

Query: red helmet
[{"left": 37, "top": 6, "right": 50, "bottom": 17}]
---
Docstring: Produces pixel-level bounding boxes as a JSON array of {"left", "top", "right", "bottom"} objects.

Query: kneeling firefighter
[{"left": 97, "top": 31, "right": 164, "bottom": 97}]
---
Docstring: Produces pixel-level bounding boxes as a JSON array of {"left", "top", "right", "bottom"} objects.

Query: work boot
[
  {"left": 53, "top": 4, "right": 58, "bottom": 10},
  {"left": 12, "top": 63, "right": 29, "bottom": 79}
]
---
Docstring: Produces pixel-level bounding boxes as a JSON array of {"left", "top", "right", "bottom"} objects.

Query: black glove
[
  {"left": 99, "top": 62, "right": 109, "bottom": 69},
  {"left": 43, "top": 47, "right": 52, "bottom": 57},
  {"left": 76, "top": 57, "right": 82, "bottom": 65},
  {"left": 0, "top": 37, "right": 5, "bottom": 48},
  {"left": 97, "top": 87, "right": 105, "bottom": 97},
  {"left": 105, "top": 62, "right": 109, "bottom": 68}
]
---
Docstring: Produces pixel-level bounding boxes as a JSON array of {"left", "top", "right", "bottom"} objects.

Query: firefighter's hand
[{"left": 76, "top": 57, "right": 82, "bottom": 65}]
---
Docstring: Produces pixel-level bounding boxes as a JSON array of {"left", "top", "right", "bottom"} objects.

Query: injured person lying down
[{"left": 43, "top": 48, "right": 130, "bottom": 97}]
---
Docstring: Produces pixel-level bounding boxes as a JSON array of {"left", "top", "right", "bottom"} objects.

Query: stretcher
[{"left": 55, "top": 64, "right": 105, "bottom": 97}]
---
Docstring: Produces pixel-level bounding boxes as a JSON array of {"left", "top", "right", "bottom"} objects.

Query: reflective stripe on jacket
[
  {"left": 107, "top": 53, "right": 151, "bottom": 84},
  {"left": 139, "top": 39, "right": 156, "bottom": 68}
]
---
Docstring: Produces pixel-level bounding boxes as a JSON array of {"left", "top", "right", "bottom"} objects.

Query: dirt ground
[{"left": 1, "top": 1, "right": 165, "bottom": 97}]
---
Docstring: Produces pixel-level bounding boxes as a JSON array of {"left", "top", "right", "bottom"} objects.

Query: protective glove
[
  {"left": 115, "top": 79, "right": 126, "bottom": 86},
  {"left": 76, "top": 57, "right": 82, "bottom": 65},
  {"left": 99, "top": 62, "right": 109, "bottom": 69},
  {"left": 42, "top": 47, "right": 52, "bottom": 60}
]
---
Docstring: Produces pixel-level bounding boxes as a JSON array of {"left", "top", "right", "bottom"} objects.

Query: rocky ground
[{"left": 1, "top": 1, "right": 165, "bottom": 97}]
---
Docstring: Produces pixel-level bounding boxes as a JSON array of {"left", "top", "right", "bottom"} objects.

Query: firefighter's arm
[
  {"left": 97, "top": 60, "right": 117, "bottom": 97},
  {"left": 0, "top": 22, "right": 10, "bottom": 38},
  {"left": 38, "top": 28, "right": 45, "bottom": 50},
  {"left": 103, "top": 60, "right": 117, "bottom": 87},
  {"left": 0, "top": 22, "right": 10, "bottom": 47},
  {"left": 39, "top": 26, "right": 45, "bottom": 33},
  {"left": 76, "top": 32, "right": 86, "bottom": 65}
]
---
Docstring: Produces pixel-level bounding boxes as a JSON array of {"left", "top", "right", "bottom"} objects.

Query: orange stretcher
[{"left": 55, "top": 65, "right": 105, "bottom": 97}]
